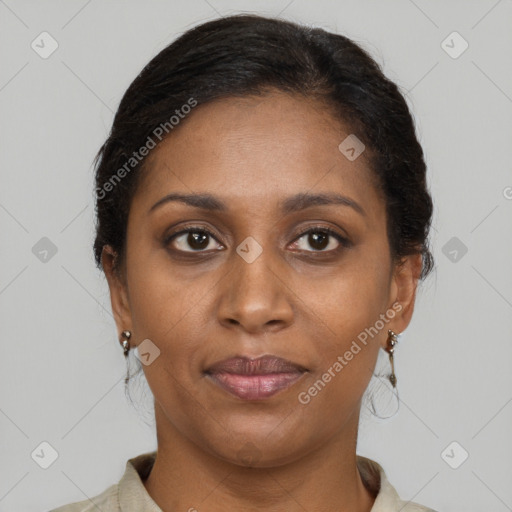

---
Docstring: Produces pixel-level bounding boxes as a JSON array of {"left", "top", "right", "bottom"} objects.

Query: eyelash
[
  {"left": 293, "top": 226, "right": 351, "bottom": 251},
  {"left": 164, "top": 224, "right": 351, "bottom": 254}
]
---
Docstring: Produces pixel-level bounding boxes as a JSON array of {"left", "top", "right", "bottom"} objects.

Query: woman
[{"left": 52, "top": 14, "right": 437, "bottom": 512}]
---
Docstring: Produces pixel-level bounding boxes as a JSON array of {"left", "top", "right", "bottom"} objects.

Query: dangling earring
[
  {"left": 119, "top": 330, "right": 132, "bottom": 385},
  {"left": 364, "top": 329, "right": 401, "bottom": 420},
  {"left": 120, "top": 330, "right": 131, "bottom": 357},
  {"left": 385, "top": 329, "right": 399, "bottom": 388}
]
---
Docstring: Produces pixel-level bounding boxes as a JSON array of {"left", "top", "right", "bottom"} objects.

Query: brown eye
[
  {"left": 166, "top": 228, "right": 222, "bottom": 252},
  {"left": 185, "top": 232, "right": 209, "bottom": 250},
  {"left": 308, "top": 232, "right": 329, "bottom": 250},
  {"left": 291, "top": 228, "right": 350, "bottom": 253}
]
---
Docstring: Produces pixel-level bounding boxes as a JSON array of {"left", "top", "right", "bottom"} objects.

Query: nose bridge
[{"left": 217, "top": 239, "right": 293, "bottom": 331}]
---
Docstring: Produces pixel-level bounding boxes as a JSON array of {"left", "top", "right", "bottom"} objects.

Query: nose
[{"left": 216, "top": 246, "right": 294, "bottom": 334}]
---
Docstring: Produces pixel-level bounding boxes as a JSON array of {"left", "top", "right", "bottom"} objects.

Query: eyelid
[
  {"left": 164, "top": 223, "right": 351, "bottom": 253},
  {"left": 290, "top": 225, "right": 352, "bottom": 250},
  {"left": 164, "top": 225, "right": 224, "bottom": 248},
  {"left": 293, "top": 225, "right": 347, "bottom": 240}
]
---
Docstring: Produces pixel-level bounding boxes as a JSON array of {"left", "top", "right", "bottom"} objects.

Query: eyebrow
[
  {"left": 281, "top": 192, "right": 366, "bottom": 217},
  {"left": 148, "top": 192, "right": 366, "bottom": 217}
]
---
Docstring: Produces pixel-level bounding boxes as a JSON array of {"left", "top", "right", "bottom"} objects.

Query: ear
[
  {"left": 101, "top": 245, "right": 133, "bottom": 337},
  {"left": 384, "top": 253, "right": 423, "bottom": 346}
]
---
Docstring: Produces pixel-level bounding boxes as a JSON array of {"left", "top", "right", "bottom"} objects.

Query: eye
[
  {"left": 165, "top": 227, "right": 223, "bottom": 252},
  {"left": 290, "top": 227, "right": 350, "bottom": 253}
]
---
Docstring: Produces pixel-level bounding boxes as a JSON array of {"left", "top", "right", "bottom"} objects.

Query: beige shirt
[{"left": 50, "top": 451, "right": 437, "bottom": 512}]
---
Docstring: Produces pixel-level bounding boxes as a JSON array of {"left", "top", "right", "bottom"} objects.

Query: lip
[{"left": 205, "top": 355, "right": 308, "bottom": 401}]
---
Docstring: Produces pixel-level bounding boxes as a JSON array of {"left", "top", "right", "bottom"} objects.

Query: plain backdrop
[{"left": 1, "top": 1, "right": 511, "bottom": 511}]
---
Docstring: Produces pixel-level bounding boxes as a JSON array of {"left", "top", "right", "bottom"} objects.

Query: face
[{"left": 103, "top": 90, "right": 421, "bottom": 467}]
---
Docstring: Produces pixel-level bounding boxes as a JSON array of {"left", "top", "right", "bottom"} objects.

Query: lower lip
[{"left": 207, "top": 372, "right": 305, "bottom": 400}]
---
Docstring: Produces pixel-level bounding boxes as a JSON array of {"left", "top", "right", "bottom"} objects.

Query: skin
[{"left": 102, "top": 90, "right": 422, "bottom": 512}]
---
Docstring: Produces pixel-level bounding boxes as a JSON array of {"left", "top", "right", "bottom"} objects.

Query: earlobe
[{"left": 101, "top": 245, "right": 132, "bottom": 334}]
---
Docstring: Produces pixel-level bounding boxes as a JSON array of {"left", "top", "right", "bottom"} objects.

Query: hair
[{"left": 92, "top": 14, "right": 434, "bottom": 283}]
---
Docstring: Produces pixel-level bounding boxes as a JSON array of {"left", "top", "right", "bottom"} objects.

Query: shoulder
[
  {"left": 356, "top": 454, "right": 439, "bottom": 512},
  {"left": 394, "top": 500, "right": 438, "bottom": 512},
  {"left": 49, "top": 451, "right": 159, "bottom": 512},
  {"left": 49, "top": 483, "right": 119, "bottom": 511}
]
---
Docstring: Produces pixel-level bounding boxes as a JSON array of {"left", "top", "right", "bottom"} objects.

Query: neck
[{"left": 143, "top": 402, "right": 376, "bottom": 512}]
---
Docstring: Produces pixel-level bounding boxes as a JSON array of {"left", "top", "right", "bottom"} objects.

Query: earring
[
  {"left": 120, "top": 330, "right": 131, "bottom": 357},
  {"left": 385, "top": 329, "right": 399, "bottom": 388},
  {"left": 364, "top": 329, "right": 401, "bottom": 420}
]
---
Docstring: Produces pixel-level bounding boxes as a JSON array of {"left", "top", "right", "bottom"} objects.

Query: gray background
[{"left": 1, "top": 1, "right": 511, "bottom": 511}]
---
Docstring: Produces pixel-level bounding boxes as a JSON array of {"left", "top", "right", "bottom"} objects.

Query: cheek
[
  {"left": 124, "top": 258, "right": 203, "bottom": 398},
  {"left": 303, "top": 254, "right": 390, "bottom": 340},
  {"left": 127, "top": 248, "right": 205, "bottom": 338},
  {"left": 295, "top": 257, "right": 390, "bottom": 401},
  {"left": 126, "top": 260, "right": 210, "bottom": 425}
]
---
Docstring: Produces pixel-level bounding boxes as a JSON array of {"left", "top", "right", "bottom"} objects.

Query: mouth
[{"left": 204, "top": 355, "right": 308, "bottom": 401}]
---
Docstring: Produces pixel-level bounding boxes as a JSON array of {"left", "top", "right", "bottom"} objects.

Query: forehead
[{"left": 132, "top": 91, "right": 383, "bottom": 219}]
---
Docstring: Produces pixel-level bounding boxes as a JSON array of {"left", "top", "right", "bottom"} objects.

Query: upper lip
[{"left": 205, "top": 355, "right": 308, "bottom": 375}]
